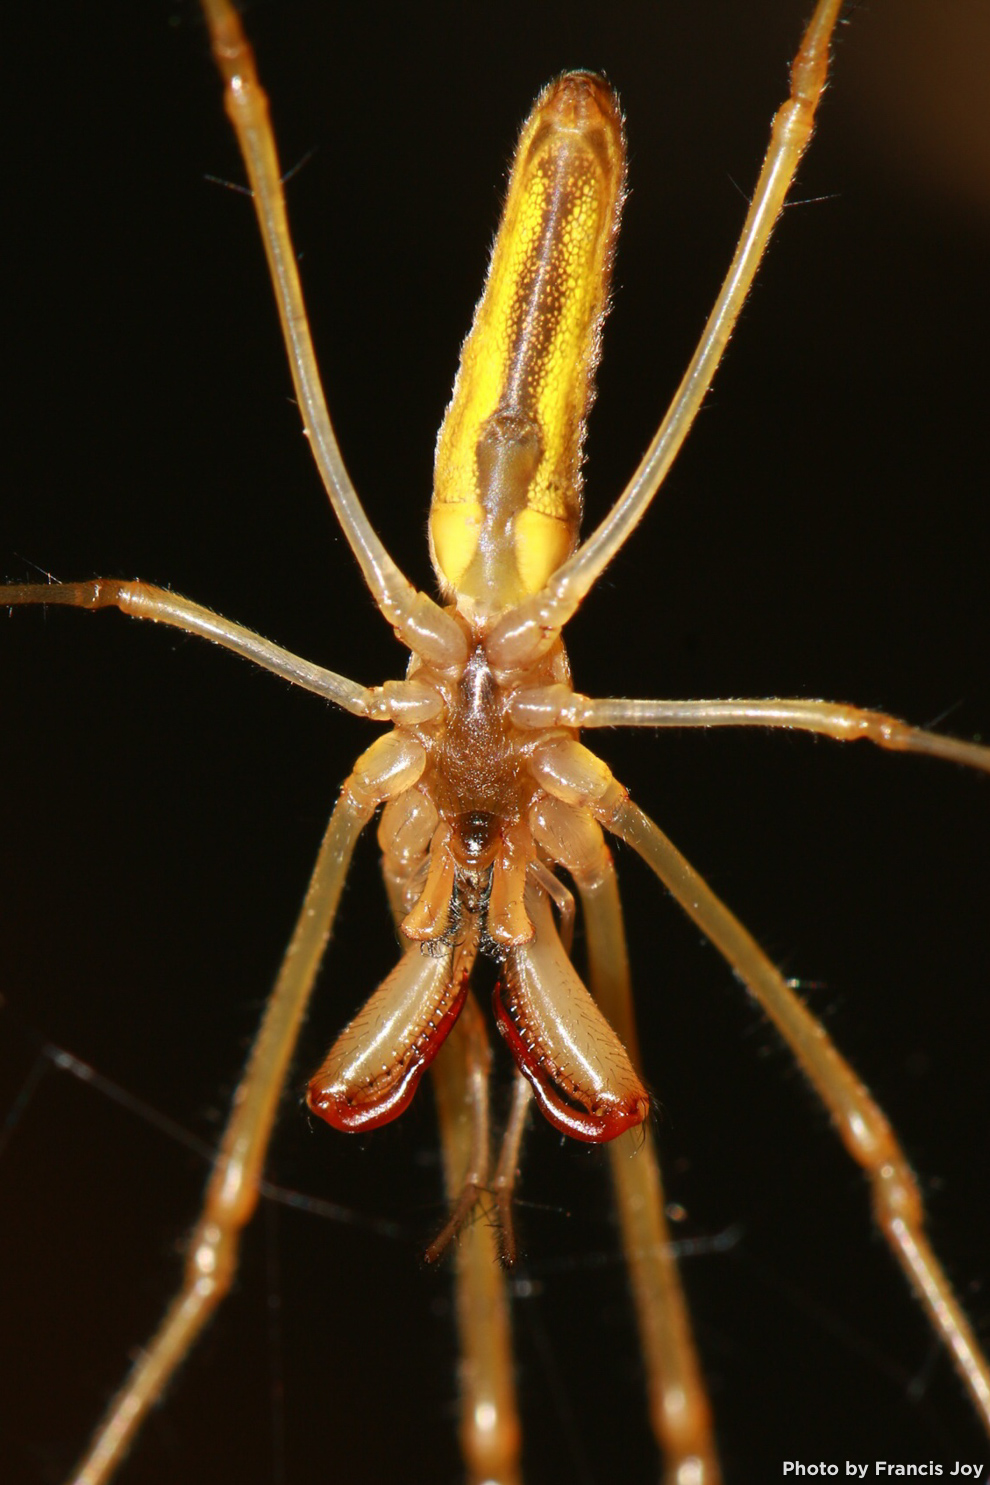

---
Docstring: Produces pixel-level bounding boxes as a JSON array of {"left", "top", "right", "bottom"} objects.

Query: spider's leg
[
  {"left": 488, "top": 0, "right": 845, "bottom": 670},
  {"left": 604, "top": 792, "right": 990, "bottom": 1437},
  {"left": 0, "top": 579, "right": 443, "bottom": 721},
  {"left": 377, "top": 815, "right": 521, "bottom": 1482},
  {"left": 427, "top": 990, "right": 491, "bottom": 1263},
  {"left": 200, "top": 0, "right": 465, "bottom": 671},
  {"left": 432, "top": 993, "right": 522, "bottom": 1485},
  {"left": 69, "top": 731, "right": 424, "bottom": 1485},
  {"left": 529, "top": 736, "right": 990, "bottom": 1440},
  {"left": 491, "top": 1072, "right": 533, "bottom": 1269},
  {"left": 530, "top": 858, "right": 576, "bottom": 956},
  {"left": 513, "top": 689, "right": 990, "bottom": 776},
  {"left": 532, "top": 793, "right": 721, "bottom": 1484}
]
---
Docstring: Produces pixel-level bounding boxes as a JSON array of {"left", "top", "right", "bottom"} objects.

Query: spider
[{"left": 2, "top": 3, "right": 989, "bottom": 1483}]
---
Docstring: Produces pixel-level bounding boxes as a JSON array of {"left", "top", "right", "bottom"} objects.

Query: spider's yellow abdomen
[{"left": 431, "top": 72, "right": 625, "bottom": 619}]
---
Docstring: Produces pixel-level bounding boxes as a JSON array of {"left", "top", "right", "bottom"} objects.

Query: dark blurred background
[{"left": 2, "top": 2, "right": 989, "bottom": 1482}]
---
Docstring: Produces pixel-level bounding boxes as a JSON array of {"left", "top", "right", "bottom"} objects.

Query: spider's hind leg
[
  {"left": 605, "top": 792, "right": 990, "bottom": 1438},
  {"left": 431, "top": 994, "right": 523, "bottom": 1485},
  {"left": 66, "top": 728, "right": 425, "bottom": 1485},
  {"left": 532, "top": 789, "right": 722, "bottom": 1483},
  {"left": 427, "top": 990, "right": 493, "bottom": 1264}
]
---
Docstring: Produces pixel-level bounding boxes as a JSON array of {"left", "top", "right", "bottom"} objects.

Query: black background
[{"left": 3, "top": 2, "right": 989, "bottom": 1483}]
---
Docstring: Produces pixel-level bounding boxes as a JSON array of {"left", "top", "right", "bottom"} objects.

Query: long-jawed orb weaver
[{"left": 2, "top": 3, "right": 989, "bottom": 1484}]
